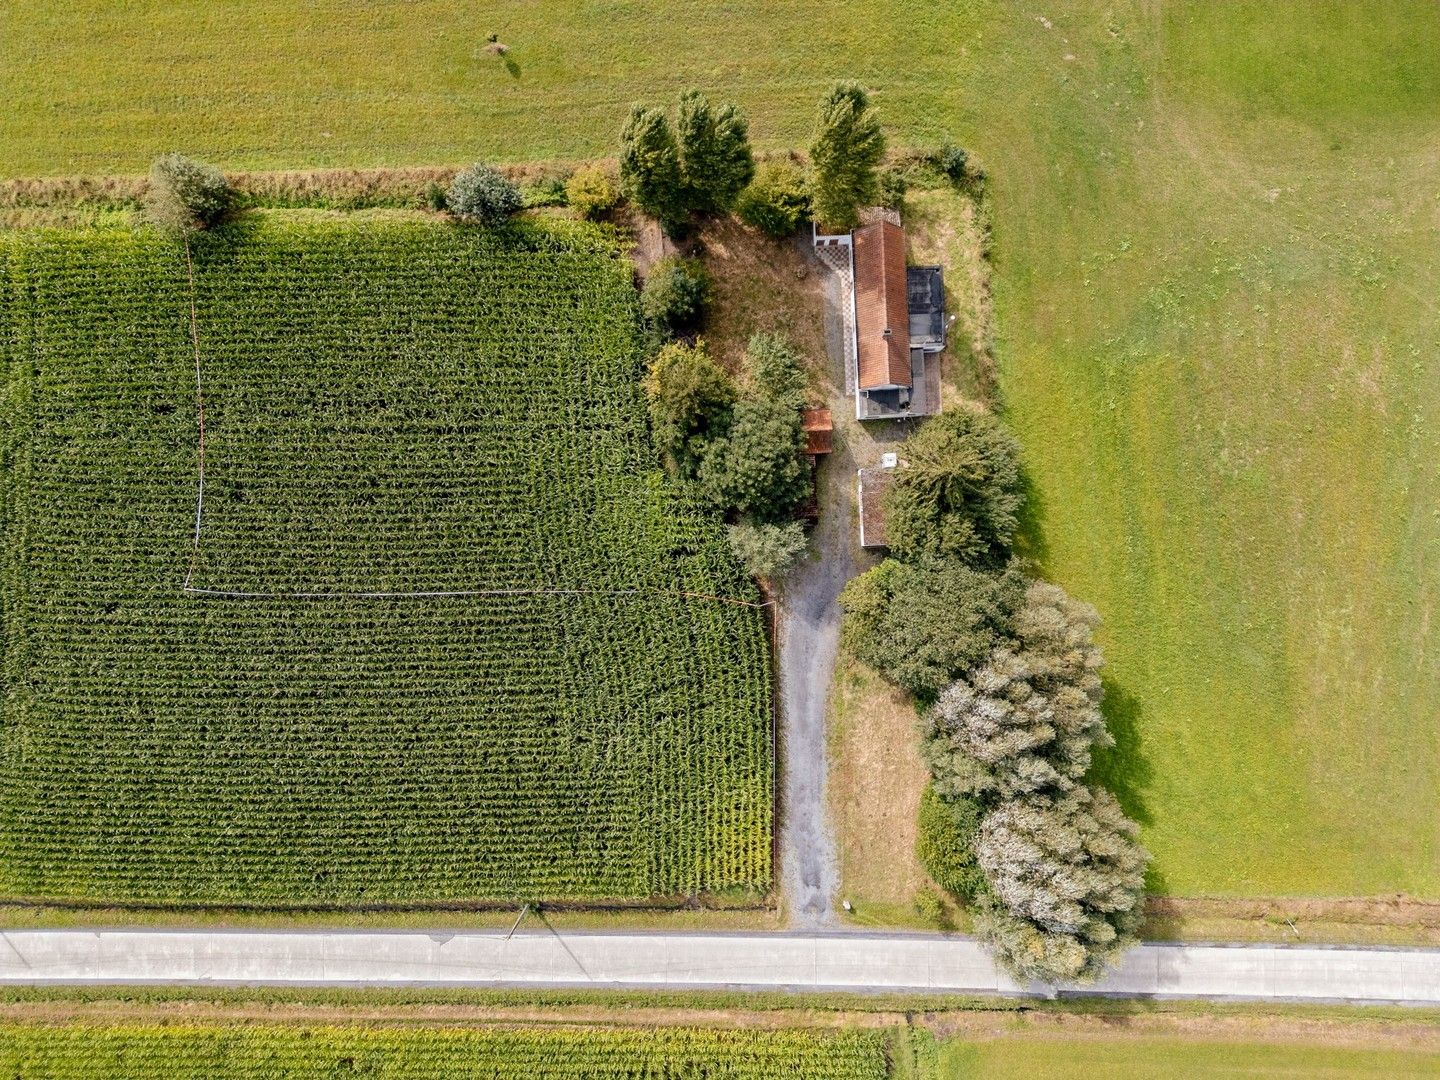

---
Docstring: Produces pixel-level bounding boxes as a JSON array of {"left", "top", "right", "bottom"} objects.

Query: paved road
[{"left": 1, "top": 929, "right": 1437, "bottom": 1005}]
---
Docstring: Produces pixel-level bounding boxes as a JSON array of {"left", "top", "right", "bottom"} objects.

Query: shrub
[
  {"left": 937, "top": 140, "right": 970, "bottom": 182},
  {"left": 727, "top": 519, "right": 808, "bottom": 579},
  {"left": 619, "top": 106, "right": 686, "bottom": 230},
  {"left": 808, "top": 81, "right": 885, "bottom": 230},
  {"left": 565, "top": 165, "right": 618, "bottom": 219},
  {"left": 424, "top": 181, "right": 448, "bottom": 211},
  {"left": 642, "top": 339, "right": 735, "bottom": 476},
  {"left": 915, "top": 784, "right": 986, "bottom": 901},
  {"left": 676, "top": 89, "right": 754, "bottom": 214},
  {"left": 840, "top": 558, "right": 1026, "bottom": 701},
  {"left": 912, "top": 885, "right": 947, "bottom": 925},
  {"left": 973, "top": 786, "right": 1149, "bottom": 984},
  {"left": 143, "top": 153, "right": 233, "bottom": 235},
  {"left": 447, "top": 163, "right": 522, "bottom": 224},
  {"left": 922, "top": 581, "right": 1110, "bottom": 801},
  {"left": 735, "top": 160, "right": 810, "bottom": 238},
  {"left": 886, "top": 409, "right": 1023, "bottom": 566},
  {"left": 745, "top": 332, "right": 809, "bottom": 408},
  {"left": 640, "top": 256, "right": 711, "bottom": 339},
  {"left": 877, "top": 165, "right": 907, "bottom": 210},
  {"left": 697, "top": 397, "right": 809, "bottom": 522},
  {"left": 521, "top": 176, "right": 568, "bottom": 208}
]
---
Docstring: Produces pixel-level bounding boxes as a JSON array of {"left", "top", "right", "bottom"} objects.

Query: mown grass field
[
  {"left": 3, "top": 2, "right": 1437, "bottom": 900},
  {"left": 934, "top": 1035, "right": 1440, "bottom": 1079},
  {"left": 0, "top": 212, "right": 771, "bottom": 904}
]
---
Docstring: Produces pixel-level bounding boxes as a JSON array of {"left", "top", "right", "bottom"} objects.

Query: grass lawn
[
  {"left": 934, "top": 1035, "right": 1440, "bottom": 1079},
  {"left": 4, "top": 1, "right": 1437, "bottom": 900}
]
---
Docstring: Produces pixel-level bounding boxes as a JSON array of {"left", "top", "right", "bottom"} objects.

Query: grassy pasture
[
  {"left": 0, "top": 212, "right": 771, "bottom": 905},
  {"left": 2, "top": 1, "right": 1437, "bottom": 900}
]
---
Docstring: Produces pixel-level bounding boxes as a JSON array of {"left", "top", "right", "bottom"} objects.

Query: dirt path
[
  {"left": 774, "top": 259, "right": 856, "bottom": 925},
  {"left": 776, "top": 246, "right": 913, "bottom": 927}
]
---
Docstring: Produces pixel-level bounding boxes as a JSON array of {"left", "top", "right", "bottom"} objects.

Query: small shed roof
[
  {"left": 857, "top": 466, "right": 895, "bottom": 548},
  {"left": 852, "top": 221, "right": 912, "bottom": 391},
  {"left": 801, "top": 407, "right": 833, "bottom": 456}
]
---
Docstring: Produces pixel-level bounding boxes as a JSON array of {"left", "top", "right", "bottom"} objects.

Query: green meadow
[{"left": 3, "top": 1, "right": 1436, "bottom": 898}]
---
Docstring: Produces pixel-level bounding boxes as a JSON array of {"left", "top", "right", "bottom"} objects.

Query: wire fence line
[{"left": 173, "top": 247, "right": 771, "bottom": 611}]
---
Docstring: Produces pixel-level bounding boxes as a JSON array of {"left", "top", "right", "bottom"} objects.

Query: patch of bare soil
[{"left": 691, "top": 217, "right": 830, "bottom": 376}]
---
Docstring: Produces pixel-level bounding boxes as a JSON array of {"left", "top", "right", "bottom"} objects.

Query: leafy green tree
[
  {"left": 745, "top": 332, "right": 809, "bottom": 409},
  {"left": 916, "top": 784, "right": 986, "bottom": 900},
  {"left": 640, "top": 257, "right": 711, "bottom": 341},
  {"left": 839, "top": 558, "right": 1026, "bottom": 701},
  {"left": 808, "top": 81, "right": 885, "bottom": 230},
  {"left": 144, "top": 153, "right": 233, "bottom": 235},
  {"left": 619, "top": 106, "right": 686, "bottom": 229},
  {"left": 923, "top": 582, "right": 1110, "bottom": 801},
  {"left": 727, "top": 519, "right": 808, "bottom": 579},
  {"left": 887, "top": 408, "right": 1023, "bottom": 566},
  {"left": 736, "top": 159, "right": 811, "bottom": 238},
  {"left": 643, "top": 340, "right": 735, "bottom": 476},
  {"left": 972, "top": 786, "right": 1148, "bottom": 984},
  {"left": 697, "top": 397, "right": 809, "bottom": 521},
  {"left": 447, "top": 163, "right": 522, "bottom": 224},
  {"left": 677, "top": 90, "right": 755, "bottom": 214}
]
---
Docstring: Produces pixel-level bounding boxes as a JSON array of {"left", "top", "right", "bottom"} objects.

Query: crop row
[
  {"left": 0, "top": 1024, "right": 891, "bottom": 1080},
  {"left": 0, "top": 214, "right": 772, "bottom": 904}
]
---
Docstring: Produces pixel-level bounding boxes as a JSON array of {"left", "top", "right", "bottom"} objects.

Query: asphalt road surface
[{"left": 2, "top": 929, "right": 1436, "bottom": 1005}]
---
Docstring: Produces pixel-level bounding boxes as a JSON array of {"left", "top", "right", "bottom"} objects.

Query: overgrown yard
[
  {"left": 0, "top": 212, "right": 771, "bottom": 904},
  {"left": 2, "top": 1, "right": 1437, "bottom": 902}
]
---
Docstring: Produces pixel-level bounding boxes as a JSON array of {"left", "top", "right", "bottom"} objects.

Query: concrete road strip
[{"left": 0, "top": 930, "right": 1437, "bottom": 1005}]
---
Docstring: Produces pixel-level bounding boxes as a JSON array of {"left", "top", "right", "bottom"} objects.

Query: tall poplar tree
[
  {"left": 619, "top": 106, "right": 686, "bottom": 229},
  {"left": 676, "top": 90, "right": 755, "bottom": 214},
  {"left": 808, "top": 81, "right": 885, "bottom": 230}
]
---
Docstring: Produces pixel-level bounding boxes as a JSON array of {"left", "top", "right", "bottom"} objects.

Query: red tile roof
[
  {"left": 852, "top": 221, "right": 911, "bottom": 391},
  {"left": 801, "top": 407, "right": 833, "bottom": 456},
  {"left": 858, "top": 467, "right": 895, "bottom": 548}
]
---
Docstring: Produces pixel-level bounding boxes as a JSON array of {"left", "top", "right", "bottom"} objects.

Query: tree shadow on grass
[
  {"left": 1090, "top": 677, "right": 1153, "bottom": 825},
  {"left": 1089, "top": 677, "right": 1170, "bottom": 896},
  {"left": 1012, "top": 462, "right": 1051, "bottom": 569}
]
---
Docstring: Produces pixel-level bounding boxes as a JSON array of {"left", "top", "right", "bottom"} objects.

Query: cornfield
[
  {"left": 0, "top": 1023, "right": 891, "bottom": 1079},
  {"left": 0, "top": 212, "right": 772, "bottom": 904}
]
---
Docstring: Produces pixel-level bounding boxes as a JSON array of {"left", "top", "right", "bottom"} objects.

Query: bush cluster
[
  {"left": 643, "top": 333, "right": 815, "bottom": 574},
  {"left": 640, "top": 257, "right": 711, "bottom": 342},
  {"left": 144, "top": 153, "right": 233, "bottom": 235},
  {"left": 735, "top": 160, "right": 810, "bottom": 239},
  {"left": 839, "top": 407, "right": 1147, "bottom": 985},
  {"left": 565, "top": 165, "right": 618, "bottom": 219},
  {"left": 447, "top": 163, "right": 522, "bottom": 224}
]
